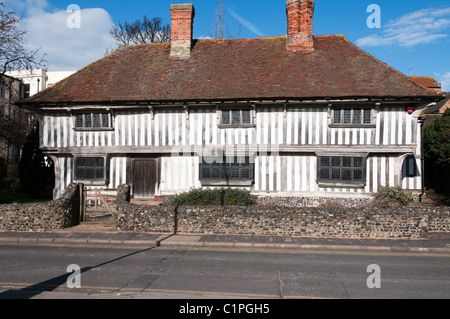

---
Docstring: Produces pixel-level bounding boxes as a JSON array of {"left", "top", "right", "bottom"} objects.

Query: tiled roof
[
  {"left": 409, "top": 76, "right": 441, "bottom": 90},
  {"left": 20, "top": 35, "right": 440, "bottom": 105}
]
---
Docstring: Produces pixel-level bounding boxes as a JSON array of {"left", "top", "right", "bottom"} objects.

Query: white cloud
[
  {"left": 228, "top": 9, "right": 264, "bottom": 37},
  {"left": 356, "top": 7, "right": 450, "bottom": 48},
  {"left": 435, "top": 71, "right": 450, "bottom": 92},
  {"left": 7, "top": 0, "right": 116, "bottom": 71}
]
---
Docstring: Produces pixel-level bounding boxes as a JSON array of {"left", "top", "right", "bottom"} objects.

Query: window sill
[
  {"left": 73, "top": 128, "right": 115, "bottom": 132},
  {"left": 218, "top": 124, "right": 256, "bottom": 129},
  {"left": 328, "top": 124, "right": 375, "bottom": 129},
  {"left": 317, "top": 180, "right": 365, "bottom": 189},
  {"left": 200, "top": 179, "right": 254, "bottom": 187},
  {"left": 73, "top": 179, "right": 109, "bottom": 186}
]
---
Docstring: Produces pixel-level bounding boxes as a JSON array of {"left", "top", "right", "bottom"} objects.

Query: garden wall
[
  {"left": 116, "top": 185, "right": 450, "bottom": 239},
  {"left": 0, "top": 183, "right": 83, "bottom": 232}
]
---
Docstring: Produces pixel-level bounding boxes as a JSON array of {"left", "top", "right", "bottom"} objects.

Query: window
[
  {"left": 75, "top": 112, "right": 111, "bottom": 130},
  {"left": 318, "top": 156, "right": 366, "bottom": 184},
  {"left": 404, "top": 155, "right": 417, "bottom": 177},
  {"left": 75, "top": 157, "right": 105, "bottom": 180},
  {"left": 200, "top": 155, "right": 254, "bottom": 184},
  {"left": 332, "top": 108, "right": 373, "bottom": 126},
  {"left": 1, "top": 82, "right": 5, "bottom": 98},
  {"left": 23, "top": 84, "right": 30, "bottom": 98},
  {"left": 220, "top": 108, "right": 252, "bottom": 127}
]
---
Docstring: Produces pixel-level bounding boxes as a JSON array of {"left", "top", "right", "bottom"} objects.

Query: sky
[{"left": 4, "top": 0, "right": 450, "bottom": 91}]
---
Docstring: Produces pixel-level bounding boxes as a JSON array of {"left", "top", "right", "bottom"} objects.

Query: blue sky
[{"left": 4, "top": 0, "right": 450, "bottom": 91}]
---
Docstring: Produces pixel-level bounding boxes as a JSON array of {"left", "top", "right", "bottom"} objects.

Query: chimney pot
[
  {"left": 286, "top": 0, "right": 315, "bottom": 51},
  {"left": 170, "top": 3, "right": 195, "bottom": 59}
]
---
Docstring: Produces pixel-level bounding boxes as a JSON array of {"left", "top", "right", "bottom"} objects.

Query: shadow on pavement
[{"left": 0, "top": 244, "right": 165, "bottom": 299}]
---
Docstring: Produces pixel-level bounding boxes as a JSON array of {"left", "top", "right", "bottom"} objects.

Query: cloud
[
  {"left": 356, "top": 7, "right": 450, "bottom": 48},
  {"left": 7, "top": 0, "right": 116, "bottom": 71},
  {"left": 435, "top": 71, "right": 450, "bottom": 92},
  {"left": 228, "top": 9, "right": 264, "bottom": 37}
]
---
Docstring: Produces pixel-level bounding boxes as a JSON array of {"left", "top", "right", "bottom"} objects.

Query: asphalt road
[{"left": 0, "top": 245, "right": 449, "bottom": 300}]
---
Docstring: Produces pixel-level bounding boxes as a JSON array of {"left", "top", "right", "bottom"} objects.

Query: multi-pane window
[
  {"left": 333, "top": 108, "right": 372, "bottom": 126},
  {"left": 75, "top": 157, "right": 105, "bottom": 180},
  {"left": 75, "top": 112, "right": 111, "bottom": 129},
  {"left": 200, "top": 156, "right": 254, "bottom": 181},
  {"left": 318, "top": 156, "right": 365, "bottom": 183},
  {"left": 221, "top": 108, "right": 252, "bottom": 126}
]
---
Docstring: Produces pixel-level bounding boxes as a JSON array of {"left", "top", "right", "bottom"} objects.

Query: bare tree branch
[
  {"left": 0, "top": 2, "right": 47, "bottom": 77},
  {"left": 109, "top": 15, "right": 171, "bottom": 46},
  {"left": 211, "top": 0, "right": 242, "bottom": 39},
  {"left": 0, "top": 2, "right": 44, "bottom": 161}
]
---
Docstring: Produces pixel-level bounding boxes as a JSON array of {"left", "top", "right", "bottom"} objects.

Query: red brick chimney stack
[
  {"left": 286, "top": 0, "right": 315, "bottom": 51},
  {"left": 170, "top": 4, "right": 195, "bottom": 59}
]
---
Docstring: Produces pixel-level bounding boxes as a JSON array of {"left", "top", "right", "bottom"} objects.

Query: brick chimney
[
  {"left": 286, "top": 0, "right": 315, "bottom": 51},
  {"left": 170, "top": 4, "right": 195, "bottom": 59}
]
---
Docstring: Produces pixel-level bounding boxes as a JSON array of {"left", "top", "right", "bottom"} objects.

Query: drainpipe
[{"left": 418, "top": 116, "right": 425, "bottom": 202}]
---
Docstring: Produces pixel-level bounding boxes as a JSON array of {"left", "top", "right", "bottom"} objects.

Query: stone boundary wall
[
  {"left": 0, "top": 183, "right": 83, "bottom": 232},
  {"left": 116, "top": 185, "right": 450, "bottom": 239}
]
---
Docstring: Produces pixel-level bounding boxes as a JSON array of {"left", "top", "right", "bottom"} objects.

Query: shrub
[
  {"left": 372, "top": 186, "right": 413, "bottom": 208},
  {"left": 165, "top": 187, "right": 257, "bottom": 206}
]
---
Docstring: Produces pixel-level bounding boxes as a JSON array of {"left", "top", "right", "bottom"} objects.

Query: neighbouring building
[
  {"left": 17, "top": 1, "right": 444, "bottom": 202},
  {"left": 0, "top": 73, "right": 26, "bottom": 164},
  {"left": 7, "top": 69, "right": 76, "bottom": 98},
  {"left": 409, "top": 76, "right": 442, "bottom": 94},
  {"left": 1, "top": 69, "right": 75, "bottom": 164}
]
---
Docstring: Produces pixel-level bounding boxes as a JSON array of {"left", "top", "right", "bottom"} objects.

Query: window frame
[
  {"left": 218, "top": 107, "right": 255, "bottom": 128},
  {"left": 330, "top": 106, "right": 375, "bottom": 128},
  {"left": 199, "top": 154, "right": 255, "bottom": 186},
  {"left": 73, "top": 112, "right": 114, "bottom": 131},
  {"left": 317, "top": 155, "right": 367, "bottom": 187},
  {"left": 74, "top": 156, "right": 109, "bottom": 184}
]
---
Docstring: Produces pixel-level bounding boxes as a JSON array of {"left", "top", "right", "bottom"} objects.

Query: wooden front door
[{"left": 132, "top": 159, "right": 157, "bottom": 198}]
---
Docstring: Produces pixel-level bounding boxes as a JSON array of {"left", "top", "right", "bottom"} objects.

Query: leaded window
[
  {"left": 75, "top": 157, "right": 105, "bottom": 180},
  {"left": 332, "top": 108, "right": 373, "bottom": 126},
  {"left": 75, "top": 112, "right": 111, "bottom": 129},
  {"left": 200, "top": 156, "right": 254, "bottom": 181},
  {"left": 220, "top": 108, "right": 252, "bottom": 126},
  {"left": 318, "top": 156, "right": 366, "bottom": 183}
]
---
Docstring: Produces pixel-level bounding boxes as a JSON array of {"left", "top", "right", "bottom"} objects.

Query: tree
[
  {"left": 423, "top": 109, "right": 450, "bottom": 194},
  {"left": 0, "top": 2, "right": 46, "bottom": 77},
  {"left": 0, "top": 2, "right": 46, "bottom": 162},
  {"left": 18, "top": 122, "right": 54, "bottom": 196},
  {"left": 211, "top": 0, "right": 241, "bottom": 39},
  {"left": 110, "top": 15, "right": 171, "bottom": 45}
]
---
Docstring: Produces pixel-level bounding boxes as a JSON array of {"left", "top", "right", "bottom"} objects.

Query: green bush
[
  {"left": 165, "top": 187, "right": 257, "bottom": 206},
  {"left": 10, "top": 178, "right": 21, "bottom": 194},
  {"left": 373, "top": 186, "right": 413, "bottom": 208}
]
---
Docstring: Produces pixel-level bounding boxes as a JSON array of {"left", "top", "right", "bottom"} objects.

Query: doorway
[{"left": 132, "top": 159, "right": 158, "bottom": 198}]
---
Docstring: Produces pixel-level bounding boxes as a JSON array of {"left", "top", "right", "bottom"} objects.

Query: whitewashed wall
[
  {"left": 40, "top": 105, "right": 419, "bottom": 148},
  {"left": 42, "top": 103, "right": 423, "bottom": 197}
]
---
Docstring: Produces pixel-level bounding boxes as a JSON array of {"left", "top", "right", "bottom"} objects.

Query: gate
[{"left": 81, "top": 187, "right": 116, "bottom": 225}]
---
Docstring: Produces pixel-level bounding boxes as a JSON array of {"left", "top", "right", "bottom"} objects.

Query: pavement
[{"left": 0, "top": 225, "right": 450, "bottom": 254}]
